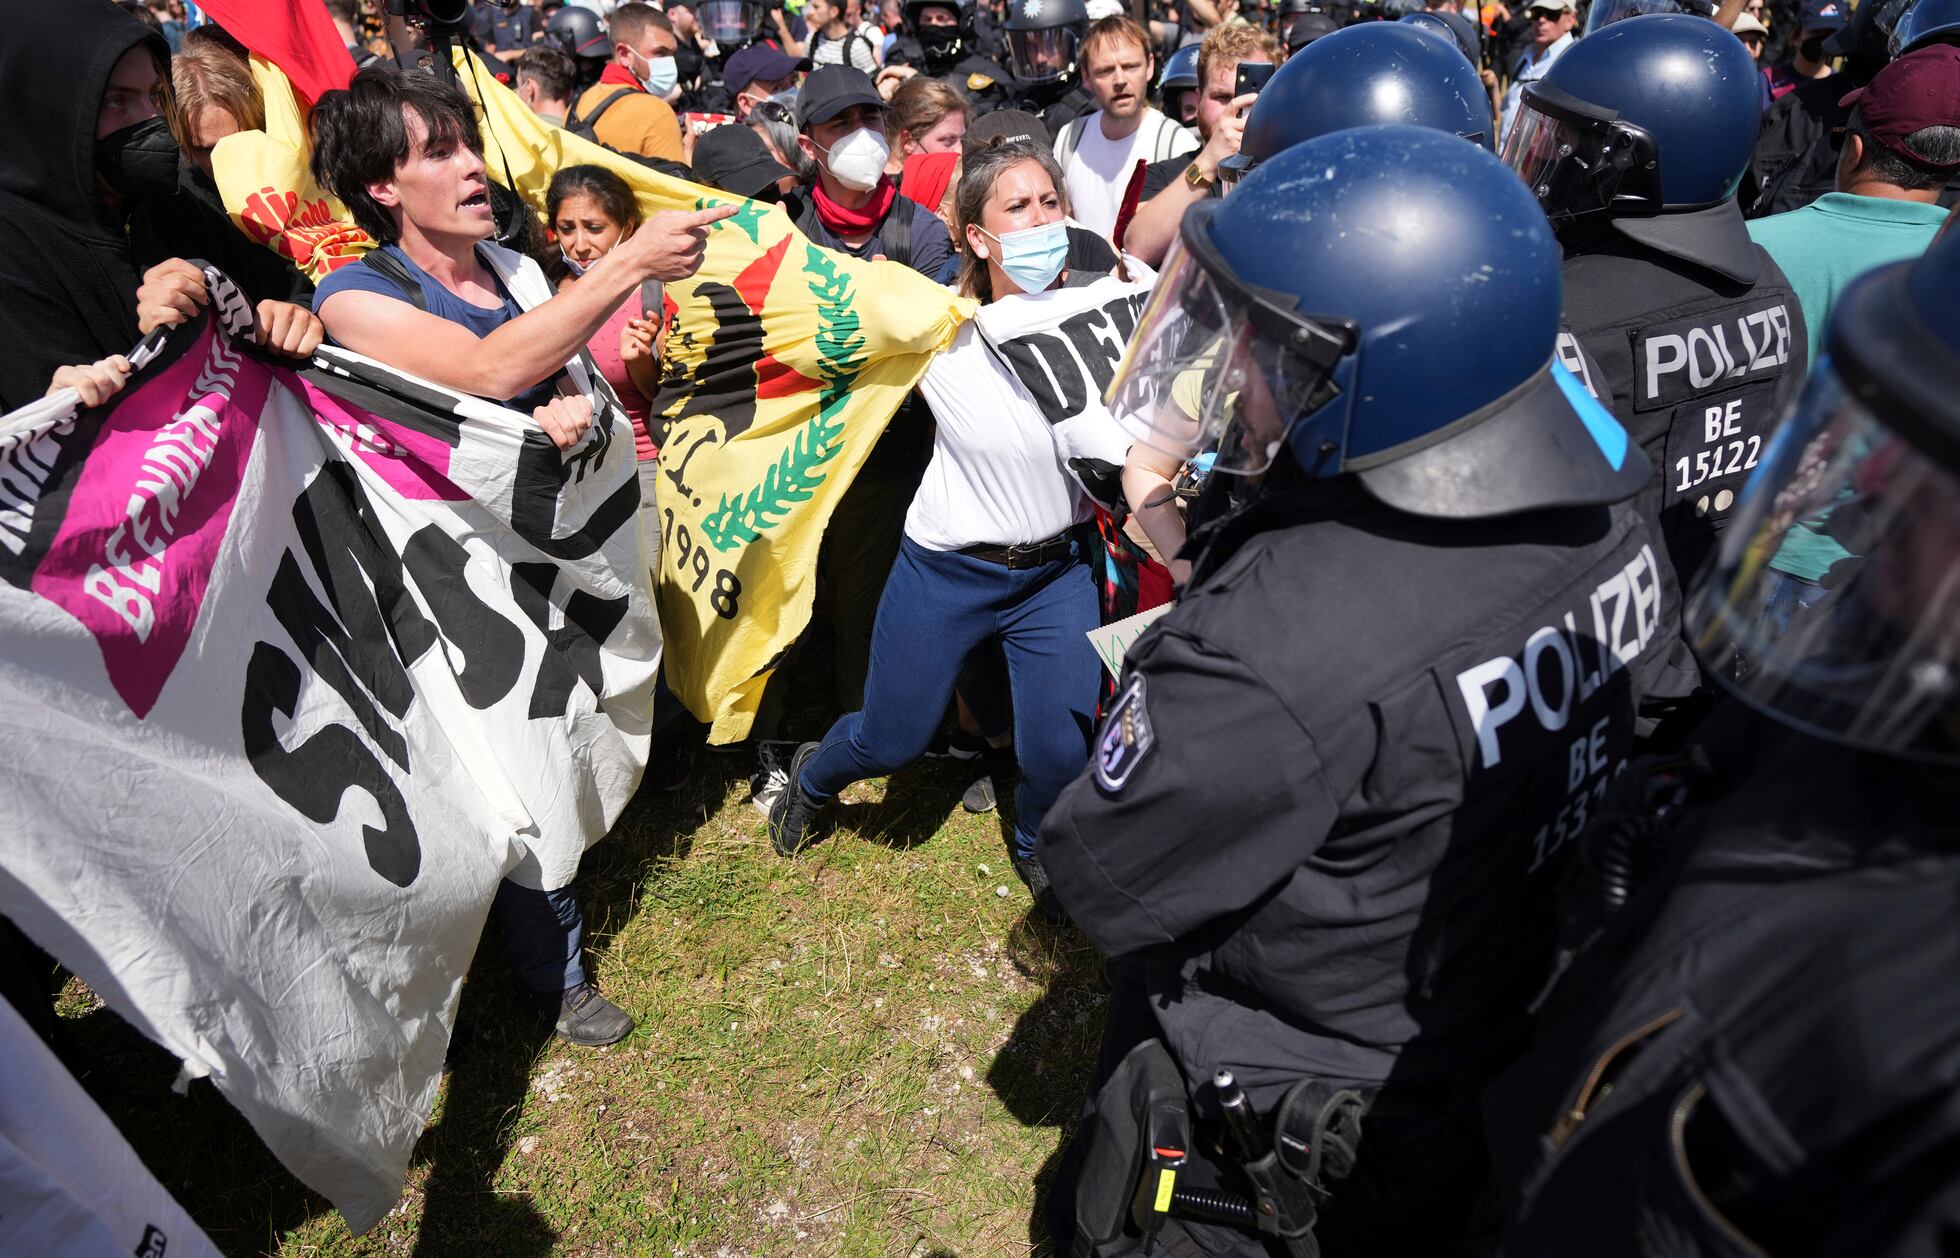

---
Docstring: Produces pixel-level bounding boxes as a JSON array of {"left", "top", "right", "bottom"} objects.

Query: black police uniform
[
  {"left": 887, "top": 34, "right": 1018, "bottom": 111},
  {"left": 472, "top": 0, "right": 541, "bottom": 53},
  {"left": 1559, "top": 210, "right": 1809, "bottom": 584},
  {"left": 1012, "top": 78, "right": 1097, "bottom": 135},
  {"left": 1043, "top": 475, "right": 1694, "bottom": 1255},
  {"left": 1486, "top": 711, "right": 1960, "bottom": 1257}
]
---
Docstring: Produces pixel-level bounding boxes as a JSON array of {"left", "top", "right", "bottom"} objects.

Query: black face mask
[
  {"left": 1799, "top": 33, "right": 1829, "bottom": 61},
  {"left": 95, "top": 116, "right": 181, "bottom": 201},
  {"left": 919, "top": 25, "right": 964, "bottom": 66}
]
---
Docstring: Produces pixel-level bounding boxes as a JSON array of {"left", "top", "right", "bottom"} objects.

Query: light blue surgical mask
[
  {"left": 635, "top": 51, "right": 680, "bottom": 97},
  {"left": 979, "top": 220, "right": 1070, "bottom": 293}
]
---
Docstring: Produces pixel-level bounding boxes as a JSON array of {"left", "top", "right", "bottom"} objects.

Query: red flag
[{"left": 194, "top": 0, "right": 358, "bottom": 105}]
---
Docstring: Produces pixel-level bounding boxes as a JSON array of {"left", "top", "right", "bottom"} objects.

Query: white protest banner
[
  {"left": 0, "top": 1000, "right": 223, "bottom": 1258},
  {"left": 1086, "top": 603, "right": 1175, "bottom": 680},
  {"left": 0, "top": 277, "right": 656, "bottom": 1232}
]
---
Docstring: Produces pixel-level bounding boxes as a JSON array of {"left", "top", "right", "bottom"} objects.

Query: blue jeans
[
  {"left": 798, "top": 535, "right": 1102, "bottom": 860},
  {"left": 494, "top": 880, "right": 586, "bottom": 993}
]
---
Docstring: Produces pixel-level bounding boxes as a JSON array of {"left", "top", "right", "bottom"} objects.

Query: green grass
[{"left": 57, "top": 752, "right": 1110, "bottom": 1257}]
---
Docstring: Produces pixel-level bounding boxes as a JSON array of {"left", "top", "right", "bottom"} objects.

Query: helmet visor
[
  {"left": 1500, "top": 84, "right": 1647, "bottom": 222},
  {"left": 699, "top": 0, "right": 758, "bottom": 44},
  {"left": 1008, "top": 26, "right": 1078, "bottom": 82},
  {"left": 1106, "top": 233, "right": 1352, "bottom": 478},
  {"left": 1583, "top": 0, "right": 1714, "bottom": 34},
  {"left": 1688, "top": 365, "right": 1960, "bottom": 762}
]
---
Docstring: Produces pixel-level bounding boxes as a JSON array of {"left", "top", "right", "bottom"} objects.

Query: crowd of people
[{"left": 6, "top": 0, "right": 1960, "bottom": 1252}]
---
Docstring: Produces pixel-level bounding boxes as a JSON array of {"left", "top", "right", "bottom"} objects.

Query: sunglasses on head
[{"left": 1526, "top": 7, "right": 1562, "bottom": 18}]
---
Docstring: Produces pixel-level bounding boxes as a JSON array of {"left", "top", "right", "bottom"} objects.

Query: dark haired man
[
  {"left": 571, "top": 2, "right": 686, "bottom": 162},
  {"left": 307, "top": 66, "right": 736, "bottom": 1046}
]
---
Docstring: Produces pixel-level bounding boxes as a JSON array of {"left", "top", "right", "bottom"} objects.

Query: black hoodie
[{"left": 0, "top": 0, "right": 309, "bottom": 412}]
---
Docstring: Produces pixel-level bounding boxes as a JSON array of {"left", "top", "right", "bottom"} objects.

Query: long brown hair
[{"left": 952, "top": 138, "right": 1069, "bottom": 302}]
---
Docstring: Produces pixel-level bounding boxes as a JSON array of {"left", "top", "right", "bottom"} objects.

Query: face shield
[
  {"left": 699, "top": 0, "right": 760, "bottom": 45},
  {"left": 1008, "top": 26, "right": 1079, "bottom": 82},
  {"left": 1105, "top": 227, "right": 1356, "bottom": 478},
  {"left": 1500, "top": 82, "right": 1661, "bottom": 222},
  {"left": 1687, "top": 365, "right": 1960, "bottom": 762},
  {"left": 1582, "top": 0, "right": 1714, "bottom": 34}
]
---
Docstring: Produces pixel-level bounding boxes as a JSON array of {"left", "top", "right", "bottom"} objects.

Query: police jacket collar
[{"left": 1608, "top": 201, "right": 1762, "bottom": 286}]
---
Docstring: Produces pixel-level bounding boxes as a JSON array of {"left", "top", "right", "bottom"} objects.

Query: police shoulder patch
[
  {"left": 967, "top": 72, "right": 996, "bottom": 91},
  {"left": 1095, "top": 673, "right": 1155, "bottom": 793}
]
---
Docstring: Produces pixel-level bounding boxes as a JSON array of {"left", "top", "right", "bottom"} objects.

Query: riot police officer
[
  {"left": 1156, "top": 41, "right": 1200, "bottom": 126},
  {"left": 546, "top": 2, "right": 612, "bottom": 91},
  {"left": 1041, "top": 124, "right": 1697, "bottom": 1258},
  {"left": 1486, "top": 219, "right": 1960, "bottom": 1258},
  {"left": 886, "top": 0, "right": 1016, "bottom": 112},
  {"left": 1000, "top": 0, "right": 1097, "bottom": 131},
  {"left": 1504, "top": 13, "right": 1810, "bottom": 587}
]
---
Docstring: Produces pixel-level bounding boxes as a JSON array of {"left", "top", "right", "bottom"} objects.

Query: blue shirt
[{"left": 313, "top": 245, "right": 560, "bottom": 414}]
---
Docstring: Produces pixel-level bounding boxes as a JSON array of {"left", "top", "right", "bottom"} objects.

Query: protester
[
  {"left": 325, "top": 0, "right": 384, "bottom": 72},
  {"left": 804, "top": 0, "right": 885, "bottom": 72},
  {"left": 1119, "top": 21, "right": 1277, "bottom": 265},
  {"left": 572, "top": 2, "right": 686, "bottom": 162},
  {"left": 693, "top": 116, "right": 800, "bottom": 198},
  {"left": 1498, "top": 0, "right": 1575, "bottom": 140},
  {"left": 144, "top": 0, "right": 186, "bottom": 51},
  {"left": 167, "top": 39, "right": 267, "bottom": 178},
  {"left": 546, "top": 165, "right": 659, "bottom": 460},
  {"left": 1749, "top": 45, "right": 1960, "bottom": 364},
  {"left": 1054, "top": 16, "right": 1198, "bottom": 238},
  {"left": 514, "top": 44, "right": 580, "bottom": 126},
  {"left": 768, "top": 139, "right": 1123, "bottom": 924},
  {"left": 1765, "top": 0, "right": 1844, "bottom": 103},
  {"left": 1045, "top": 125, "right": 1685, "bottom": 1255},
  {"left": 886, "top": 74, "right": 967, "bottom": 178},
  {"left": 304, "top": 65, "right": 735, "bottom": 1046},
  {"left": 723, "top": 43, "right": 810, "bottom": 121},
  {"left": 0, "top": 0, "right": 317, "bottom": 412}
]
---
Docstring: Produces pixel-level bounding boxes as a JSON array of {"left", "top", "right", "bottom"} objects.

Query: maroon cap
[{"left": 1839, "top": 44, "right": 1960, "bottom": 170}]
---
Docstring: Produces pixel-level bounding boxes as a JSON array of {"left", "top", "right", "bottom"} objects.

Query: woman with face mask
[{"left": 766, "top": 140, "right": 1131, "bottom": 922}]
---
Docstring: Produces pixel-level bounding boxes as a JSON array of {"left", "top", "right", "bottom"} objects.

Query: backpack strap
[
  {"left": 568, "top": 86, "right": 637, "bottom": 134},
  {"left": 359, "top": 248, "right": 428, "bottom": 312},
  {"left": 880, "top": 199, "right": 914, "bottom": 269},
  {"left": 1053, "top": 114, "right": 1085, "bottom": 167}
]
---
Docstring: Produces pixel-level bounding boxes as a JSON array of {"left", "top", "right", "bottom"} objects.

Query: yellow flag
[
  {"left": 452, "top": 52, "right": 976, "bottom": 741},
  {"left": 211, "top": 57, "right": 374, "bottom": 283}
]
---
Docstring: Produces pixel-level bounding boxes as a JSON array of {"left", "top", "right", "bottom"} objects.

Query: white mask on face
[{"left": 819, "top": 125, "right": 890, "bottom": 192}]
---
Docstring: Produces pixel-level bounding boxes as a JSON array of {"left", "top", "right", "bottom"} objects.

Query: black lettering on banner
[
  {"left": 995, "top": 332, "right": 1087, "bottom": 425},
  {"left": 511, "top": 429, "right": 640, "bottom": 561},
  {"left": 1102, "top": 289, "right": 1149, "bottom": 344},
  {"left": 274, "top": 463, "right": 437, "bottom": 771},
  {"left": 400, "top": 524, "right": 526, "bottom": 709},
  {"left": 242, "top": 641, "right": 421, "bottom": 887},
  {"left": 1634, "top": 300, "right": 1793, "bottom": 412},
  {"left": 662, "top": 505, "right": 743, "bottom": 618},
  {"left": 510, "top": 562, "right": 630, "bottom": 720},
  {"left": 135, "top": 1224, "right": 169, "bottom": 1258}
]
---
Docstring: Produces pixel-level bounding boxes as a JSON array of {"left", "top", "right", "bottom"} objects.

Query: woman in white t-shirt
[{"left": 768, "top": 139, "right": 1121, "bottom": 916}]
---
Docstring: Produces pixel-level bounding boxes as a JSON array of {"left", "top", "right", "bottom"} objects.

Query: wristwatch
[{"left": 1184, "top": 162, "right": 1216, "bottom": 190}]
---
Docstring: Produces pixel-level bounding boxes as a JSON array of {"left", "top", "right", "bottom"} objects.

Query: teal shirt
[
  {"left": 1748, "top": 193, "right": 1947, "bottom": 582},
  {"left": 1747, "top": 192, "right": 1949, "bottom": 364}
]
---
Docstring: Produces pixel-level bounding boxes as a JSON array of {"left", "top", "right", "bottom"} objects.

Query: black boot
[{"left": 768, "top": 741, "right": 833, "bottom": 857}]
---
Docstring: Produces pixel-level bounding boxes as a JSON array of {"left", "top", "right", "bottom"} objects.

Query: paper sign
[{"left": 1086, "top": 603, "right": 1174, "bottom": 679}]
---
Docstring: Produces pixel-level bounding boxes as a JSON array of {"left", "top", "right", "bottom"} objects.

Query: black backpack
[{"left": 564, "top": 87, "right": 638, "bottom": 149}]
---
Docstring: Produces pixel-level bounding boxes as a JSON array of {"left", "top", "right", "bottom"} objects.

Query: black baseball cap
[
  {"left": 962, "top": 108, "right": 1051, "bottom": 152},
  {"left": 692, "top": 123, "right": 797, "bottom": 199},
  {"left": 725, "top": 44, "right": 811, "bottom": 97},
  {"left": 796, "top": 64, "right": 886, "bottom": 130}
]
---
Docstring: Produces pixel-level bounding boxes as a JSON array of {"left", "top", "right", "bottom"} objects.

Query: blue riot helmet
[
  {"left": 1892, "top": 0, "right": 1960, "bottom": 56},
  {"left": 1687, "top": 229, "right": 1960, "bottom": 761},
  {"left": 1286, "top": 10, "right": 1339, "bottom": 49},
  {"left": 1108, "top": 125, "right": 1650, "bottom": 518},
  {"left": 1221, "top": 23, "right": 1492, "bottom": 183},
  {"left": 1002, "top": 0, "right": 1090, "bottom": 84},
  {"left": 1582, "top": 0, "right": 1715, "bottom": 35},
  {"left": 1157, "top": 43, "right": 1201, "bottom": 123},
  {"left": 1399, "top": 9, "right": 1479, "bottom": 61},
  {"left": 1503, "top": 14, "right": 1759, "bottom": 224}
]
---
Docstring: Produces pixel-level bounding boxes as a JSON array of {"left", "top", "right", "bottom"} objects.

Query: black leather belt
[{"left": 958, "top": 529, "right": 1077, "bottom": 570}]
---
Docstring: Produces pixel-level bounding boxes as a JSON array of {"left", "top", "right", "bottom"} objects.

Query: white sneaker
[{"left": 749, "top": 740, "right": 796, "bottom": 818}]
